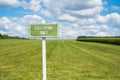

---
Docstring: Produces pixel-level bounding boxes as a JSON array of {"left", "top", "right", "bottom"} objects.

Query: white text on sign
[
  {"left": 35, "top": 26, "right": 53, "bottom": 30},
  {"left": 40, "top": 31, "right": 48, "bottom": 35}
]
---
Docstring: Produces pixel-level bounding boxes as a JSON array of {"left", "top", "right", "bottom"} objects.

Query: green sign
[{"left": 29, "top": 24, "right": 59, "bottom": 37}]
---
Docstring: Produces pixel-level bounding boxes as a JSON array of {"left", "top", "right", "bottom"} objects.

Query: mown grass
[{"left": 0, "top": 39, "right": 120, "bottom": 80}]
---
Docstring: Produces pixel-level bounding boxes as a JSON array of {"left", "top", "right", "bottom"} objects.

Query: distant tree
[
  {"left": 0, "top": 33, "right": 3, "bottom": 39},
  {"left": 77, "top": 36, "right": 87, "bottom": 38},
  {"left": 3, "top": 34, "right": 9, "bottom": 39},
  {"left": 77, "top": 36, "right": 120, "bottom": 39},
  {"left": 0, "top": 33, "right": 26, "bottom": 39}
]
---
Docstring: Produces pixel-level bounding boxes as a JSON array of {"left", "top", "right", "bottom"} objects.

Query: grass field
[{"left": 0, "top": 39, "right": 120, "bottom": 80}]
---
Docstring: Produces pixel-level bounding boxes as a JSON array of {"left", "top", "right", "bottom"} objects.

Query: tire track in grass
[
  {"left": 0, "top": 45, "right": 38, "bottom": 57},
  {"left": 1, "top": 40, "right": 41, "bottom": 63},
  {"left": 60, "top": 40, "right": 91, "bottom": 80},
  {"left": 74, "top": 41, "right": 120, "bottom": 63},
  {"left": 0, "top": 40, "right": 43, "bottom": 80},
  {"left": 68, "top": 41, "right": 120, "bottom": 63},
  {"left": 0, "top": 40, "right": 40, "bottom": 52},
  {"left": 74, "top": 40, "right": 120, "bottom": 56},
  {"left": 46, "top": 40, "right": 59, "bottom": 60},
  {"left": 64, "top": 41, "right": 93, "bottom": 64},
  {"left": 0, "top": 46, "right": 36, "bottom": 61},
  {"left": 0, "top": 40, "right": 120, "bottom": 80},
  {"left": 47, "top": 40, "right": 67, "bottom": 61},
  {"left": 68, "top": 42, "right": 120, "bottom": 64},
  {"left": 0, "top": 40, "right": 32, "bottom": 51},
  {"left": 47, "top": 40, "right": 93, "bottom": 80},
  {"left": 65, "top": 41, "right": 120, "bottom": 79},
  {"left": 47, "top": 40, "right": 72, "bottom": 79},
  {"left": 77, "top": 41, "right": 120, "bottom": 64},
  {"left": 0, "top": 40, "right": 42, "bottom": 65},
  {"left": 0, "top": 40, "right": 41, "bottom": 56},
  {"left": 0, "top": 47, "right": 41, "bottom": 65}
]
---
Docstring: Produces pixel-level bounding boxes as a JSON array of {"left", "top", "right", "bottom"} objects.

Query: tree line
[
  {"left": 77, "top": 36, "right": 120, "bottom": 38},
  {"left": 77, "top": 36, "right": 120, "bottom": 45},
  {"left": 0, "top": 33, "right": 26, "bottom": 39}
]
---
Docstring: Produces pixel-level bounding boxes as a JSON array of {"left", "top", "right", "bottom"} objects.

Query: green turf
[{"left": 0, "top": 39, "right": 120, "bottom": 80}]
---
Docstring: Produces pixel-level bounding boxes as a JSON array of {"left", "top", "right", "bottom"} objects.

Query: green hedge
[{"left": 77, "top": 38, "right": 120, "bottom": 45}]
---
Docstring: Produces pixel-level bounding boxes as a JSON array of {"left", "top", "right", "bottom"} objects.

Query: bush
[{"left": 77, "top": 38, "right": 120, "bottom": 45}]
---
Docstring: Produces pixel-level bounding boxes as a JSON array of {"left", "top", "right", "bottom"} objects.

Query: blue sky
[
  {"left": 0, "top": 0, "right": 120, "bottom": 38},
  {"left": 101, "top": 0, "right": 120, "bottom": 15}
]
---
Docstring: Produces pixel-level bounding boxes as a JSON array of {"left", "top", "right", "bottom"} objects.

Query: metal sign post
[
  {"left": 29, "top": 23, "right": 59, "bottom": 80},
  {"left": 42, "top": 37, "right": 46, "bottom": 80}
]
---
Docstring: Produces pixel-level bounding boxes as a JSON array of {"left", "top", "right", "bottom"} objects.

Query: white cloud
[
  {"left": 0, "top": 0, "right": 20, "bottom": 8},
  {"left": 58, "top": 14, "right": 77, "bottom": 22},
  {"left": 96, "top": 13, "right": 120, "bottom": 26},
  {"left": 96, "top": 15, "right": 107, "bottom": 23},
  {"left": 43, "top": 0, "right": 103, "bottom": 10},
  {"left": 0, "top": 30, "right": 6, "bottom": 34},
  {"left": 0, "top": 15, "right": 45, "bottom": 37},
  {"left": 20, "top": 15, "right": 45, "bottom": 24},
  {"left": 0, "top": 17, "right": 13, "bottom": 30},
  {"left": 96, "top": 32, "right": 108, "bottom": 36},
  {"left": 22, "top": 0, "right": 41, "bottom": 12},
  {"left": 43, "top": 0, "right": 103, "bottom": 18},
  {"left": 72, "top": 23, "right": 79, "bottom": 28},
  {"left": 106, "top": 13, "right": 120, "bottom": 26},
  {"left": 41, "top": 10, "right": 52, "bottom": 17},
  {"left": 0, "top": 0, "right": 120, "bottom": 39},
  {"left": 66, "top": 29, "right": 77, "bottom": 36},
  {"left": 111, "top": 5, "right": 120, "bottom": 10},
  {"left": 70, "top": 6, "right": 103, "bottom": 17}
]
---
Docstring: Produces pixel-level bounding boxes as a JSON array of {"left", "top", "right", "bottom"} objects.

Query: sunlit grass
[{"left": 0, "top": 39, "right": 120, "bottom": 80}]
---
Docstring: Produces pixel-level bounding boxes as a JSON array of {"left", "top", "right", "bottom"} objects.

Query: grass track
[{"left": 0, "top": 39, "right": 120, "bottom": 80}]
